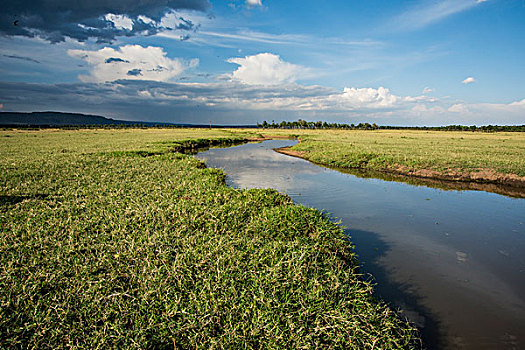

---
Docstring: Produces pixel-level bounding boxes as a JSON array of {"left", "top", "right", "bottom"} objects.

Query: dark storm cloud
[
  {"left": 0, "top": 80, "right": 277, "bottom": 124},
  {"left": 0, "top": 0, "right": 210, "bottom": 43},
  {"left": 0, "top": 80, "right": 333, "bottom": 124}
]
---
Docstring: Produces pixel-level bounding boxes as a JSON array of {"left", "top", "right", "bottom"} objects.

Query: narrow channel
[{"left": 196, "top": 139, "right": 525, "bottom": 350}]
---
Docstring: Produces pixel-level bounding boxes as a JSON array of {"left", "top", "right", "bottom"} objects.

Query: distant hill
[
  {"left": 0, "top": 111, "right": 256, "bottom": 128},
  {"left": 0, "top": 111, "right": 143, "bottom": 126}
]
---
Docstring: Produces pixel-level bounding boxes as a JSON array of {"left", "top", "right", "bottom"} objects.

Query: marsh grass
[
  {"left": 263, "top": 129, "right": 525, "bottom": 178},
  {"left": 0, "top": 129, "right": 419, "bottom": 349}
]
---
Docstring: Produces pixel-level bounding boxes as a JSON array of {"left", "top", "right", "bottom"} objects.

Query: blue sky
[{"left": 0, "top": 0, "right": 524, "bottom": 125}]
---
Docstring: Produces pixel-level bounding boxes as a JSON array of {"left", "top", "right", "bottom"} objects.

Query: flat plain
[
  {"left": 2, "top": 127, "right": 523, "bottom": 348},
  {"left": 0, "top": 128, "right": 419, "bottom": 349}
]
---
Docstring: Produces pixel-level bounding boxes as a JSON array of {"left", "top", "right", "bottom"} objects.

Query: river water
[{"left": 196, "top": 139, "right": 525, "bottom": 349}]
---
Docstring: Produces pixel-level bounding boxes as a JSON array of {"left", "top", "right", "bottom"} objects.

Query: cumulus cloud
[
  {"left": 448, "top": 103, "right": 469, "bottom": 113},
  {"left": 104, "top": 14, "right": 134, "bottom": 31},
  {"left": 68, "top": 45, "right": 198, "bottom": 82},
  {"left": 339, "top": 87, "right": 399, "bottom": 108},
  {"left": 246, "top": 0, "right": 263, "bottom": 7},
  {"left": 422, "top": 87, "right": 433, "bottom": 94},
  {"left": 228, "top": 53, "right": 305, "bottom": 85},
  {"left": 0, "top": 0, "right": 210, "bottom": 43},
  {"left": 462, "top": 76, "right": 476, "bottom": 84},
  {"left": 509, "top": 98, "right": 525, "bottom": 107}
]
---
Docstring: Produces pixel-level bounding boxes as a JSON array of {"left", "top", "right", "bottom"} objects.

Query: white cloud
[
  {"left": 509, "top": 98, "right": 525, "bottom": 107},
  {"left": 137, "top": 15, "right": 154, "bottom": 25},
  {"left": 412, "top": 104, "right": 427, "bottom": 113},
  {"left": 411, "top": 104, "right": 446, "bottom": 114},
  {"left": 335, "top": 87, "right": 399, "bottom": 108},
  {"left": 160, "top": 11, "right": 195, "bottom": 30},
  {"left": 228, "top": 53, "right": 305, "bottom": 85},
  {"left": 230, "top": 85, "right": 402, "bottom": 111},
  {"left": 462, "top": 76, "right": 476, "bottom": 84},
  {"left": 474, "top": 99, "right": 525, "bottom": 112},
  {"left": 67, "top": 45, "right": 197, "bottom": 83},
  {"left": 161, "top": 26, "right": 381, "bottom": 49},
  {"left": 448, "top": 103, "right": 469, "bottom": 113},
  {"left": 246, "top": 0, "right": 263, "bottom": 7},
  {"left": 392, "top": 0, "right": 485, "bottom": 31},
  {"left": 193, "top": 30, "right": 309, "bottom": 45},
  {"left": 422, "top": 87, "right": 434, "bottom": 94},
  {"left": 446, "top": 99, "right": 525, "bottom": 124},
  {"left": 104, "top": 14, "right": 134, "bottom": 31}
]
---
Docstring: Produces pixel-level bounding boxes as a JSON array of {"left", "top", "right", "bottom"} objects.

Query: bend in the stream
[{"left": 195, "top": 139, "right": 525, "bottom": 350}]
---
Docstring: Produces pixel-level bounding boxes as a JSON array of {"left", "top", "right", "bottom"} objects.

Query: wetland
[{"left": 197, "top": 139, "right": 525, "bottom": 349}]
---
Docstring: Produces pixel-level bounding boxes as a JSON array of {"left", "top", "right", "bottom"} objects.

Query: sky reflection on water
[{"left": 196, "top": 140, "right": 525, "bottom": 349}]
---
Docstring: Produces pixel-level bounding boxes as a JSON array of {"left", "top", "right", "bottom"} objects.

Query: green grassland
[
  {"left": 264, "top": 129, "right": 525, "bottom": 183},
  {"left": 0, "top": 129, "right": 419, "bottom": 349}
]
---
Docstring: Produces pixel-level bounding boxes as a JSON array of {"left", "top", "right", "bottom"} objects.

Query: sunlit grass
[
  {"left": 260, "top": 129, "right": 525, "bottom": 177},
  {"left": 0, "top": 128, "right": 419, "bottom": 348}
]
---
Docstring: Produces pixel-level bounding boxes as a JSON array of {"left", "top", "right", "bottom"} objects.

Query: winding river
[{"left": 196, "top": 139, "right": 525, "bottom": 350}]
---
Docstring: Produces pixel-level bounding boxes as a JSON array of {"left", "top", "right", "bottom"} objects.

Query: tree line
[
  {"left": 2, "top": 120, "right": 523, "bottom": 132},
  {"left": 257, "top": 119, "right": 525, "bottom": 132}
]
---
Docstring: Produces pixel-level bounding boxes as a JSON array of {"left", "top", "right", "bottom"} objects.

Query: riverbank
[
  {"left": 275, "top": 146, "right": 525, "bottom": 198},
  {"left": 199, "top": 137, "right": 525, "bottom": 350},
  {"left": 0, "top": 129, "right": 420, "bottom": 348},
  {"left": 266, "top": 129, "right": 525, "bottom": 190}
]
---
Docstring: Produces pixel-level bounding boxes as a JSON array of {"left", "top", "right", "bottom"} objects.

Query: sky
[{"left": 0, "top": 0, "right": 524, "bottom": 126}]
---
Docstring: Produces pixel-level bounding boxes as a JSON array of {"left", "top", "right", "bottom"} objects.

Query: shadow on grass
[
  {"left": 345, "top": 228, "right": 444, "bottom": 350},
  {"left": 0, "top": 194, "right": 49, "bottom": 206}
]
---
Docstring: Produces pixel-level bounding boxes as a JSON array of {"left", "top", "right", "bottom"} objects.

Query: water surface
[{"left": 196, "top": 140, "right": 525, "bottom": 349}]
